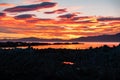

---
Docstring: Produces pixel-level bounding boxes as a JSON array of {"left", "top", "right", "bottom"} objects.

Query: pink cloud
[
  {"left": 0, "top": 3, "right": 15, "bottom": 7},
  {"left": 34, "top": 0, "right": 52, "bottom": 2},
  {"left": 24, "top": 0, "right": 52, "bottom": 4}
]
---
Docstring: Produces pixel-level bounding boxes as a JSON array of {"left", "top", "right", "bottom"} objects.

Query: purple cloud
[
  {"left": 72, "top": 16, "right": 90, "bottom": 20},
  {"left": 3, "top": 2, "right": 57, "bottom": 13},
  {"left": 97, "top": 17, "right": 120, "bottom": 21},
  {"left": 14, "top": 14, "right": 36, "bottom": 19},
  {"left": 58, "top": 12, "right": 80, "bottom": 19},
  {"left": 0, "top": 12, "right": 6, "bottom": 17},
  {"left": 44, "top": 8, "right": 67, "bottom": 14}
]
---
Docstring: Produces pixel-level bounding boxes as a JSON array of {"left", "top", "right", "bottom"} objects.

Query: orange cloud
[
  {"left": 0, "top": 14, "right": 120, "bottom": 39},
  {"left": 0, "top": 3, "right": 15, "bottom": 7}
]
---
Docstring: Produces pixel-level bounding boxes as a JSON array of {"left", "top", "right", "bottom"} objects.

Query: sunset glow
[{"left": 0, "top": 0, "right": 120, "bottom": 39}]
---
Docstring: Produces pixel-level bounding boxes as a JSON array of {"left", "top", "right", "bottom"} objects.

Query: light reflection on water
[{"left": 32, "top": 42, "right": 120, "bottom": 49}]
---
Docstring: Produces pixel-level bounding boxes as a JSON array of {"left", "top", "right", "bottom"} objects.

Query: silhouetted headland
[{"left": 0, "top": 42, "right": 82, "bottom": 48}]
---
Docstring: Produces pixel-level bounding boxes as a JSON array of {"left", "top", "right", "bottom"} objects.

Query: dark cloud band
[
  {"left": 0, "top": 13, "right": 6, "bottom": 17},
  {"left": 98, "top": 17, "right": 120, "bottom": 21},
  {"left": 44, "top": 8, "right": 67, "bottom": 14},
  {"left": 14, "top": 14, "right": 36, "bottom": 19},
  {"left": 3, "top": 2, "right": 57, "bottom": 12},
  {"left": 58, "top": 13, "right": 78, "bottom": 19}
]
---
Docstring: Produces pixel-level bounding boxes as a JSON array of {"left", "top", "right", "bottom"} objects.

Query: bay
[{"left": 32, "top": 42, "right": 120, "bottom": 49}]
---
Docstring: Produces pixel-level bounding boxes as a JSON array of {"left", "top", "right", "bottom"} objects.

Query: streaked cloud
[
  {"left": 44, "top": 8, "right": 67, "bottom": 14},
  {"left": 0, "top": 12, "right": 6, "bottom": 17},
  {"left": 0, "top": 3, "right": 15, "bottom": 7},
  {"left": 0, "top": 0, "right": 119, "bottom": 39},
  {"left": 33, "top": 0, "right": 52, "bottom": 2},
  {"left": 14, "top": 14, "right": 36, "bottom": 19},
  {"left": 97, "top": 17, "right": 120, "bottom": 21},
  {"left": 0, "top": 14, "right": 119, "bottom": 39},
  {"left": 58, "top": 12, "right": 80, "bottom": 19},
  {"left": 72, "top": 16, "right": 91, "bottom": 21},
  {"left": 3, "top": 2, "right": 57, "bottom": 12},
  {"left": 24, "top": 0, "right": 52, "bottom": 4}
]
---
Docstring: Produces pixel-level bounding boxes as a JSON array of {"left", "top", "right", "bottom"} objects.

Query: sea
[
  {"left": 23, "top": 42, "right": 120, "bottom": 49},
  {"left": 1, "top": 42, "right": 119, "bottom": 50}
]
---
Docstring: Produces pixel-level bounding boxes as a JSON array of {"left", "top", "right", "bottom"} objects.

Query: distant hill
[
  {"left": 71, "top": 33, "right": 120, "bottom": 42},
  {"left": 0, "top": 37, "right": 65, "bottom": 42},
  {"left": 0, "top": 33, "right": 120, "bottom": 42}
]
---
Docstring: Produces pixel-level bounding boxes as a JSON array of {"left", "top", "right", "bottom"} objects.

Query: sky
[{"left": 0, "top": 0, "right": 120, "bottom": 39}]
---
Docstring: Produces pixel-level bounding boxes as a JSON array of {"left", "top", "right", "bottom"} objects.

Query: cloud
[
  {"left": 97, "top": 17, "right": 120, "bottom": 21},
  {"left": 0, "top": 27, "right": 15, "bottom": 33},
  {"left": 14, "top": 14, "right": 36, "bottom": 19},
  {"left": 0, "top": 3, "right": 15, "bottom": 7},
  {"left": 0, "top": 13, "right": 6, "bottom": 17},
  {"left": 26, "top": 18, "right": 54, "bottom": 23},
  {"left": 3, "top": 2, "right": 57, "bottom": 13},
  {"left": 33, "top": 0, "right": 52, "bottom": 2},
  {"left": 24, "top": 0, "right": 52, "bottom": 4},
  {"left": 35, "top": 25, "right": 65, "bottom": 30},
  {"left": 72, "top": 16, "right": 90, "bottom": 21},
  {"left": 71, "top": 16, "right": 98, "bottom": 23},
  {"left": 58, "top": 13, "right": 80, "bottom": 19},
  {"left": 44, "top": 8, "right": 67, "bottom": 14},
  {"left": 0, "top": 14, "right": 120, "bottom": 39}
]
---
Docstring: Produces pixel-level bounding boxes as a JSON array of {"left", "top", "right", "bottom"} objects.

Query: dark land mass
[
  {"left": 0, "top": 42, "right": 82, "bottom": 47},
  {"left": 0, "top": 33, "right": 120, "bottom": 42},
  {"left": 71, "top": 33, "right": 120, "bottom": 42},
  {"left": 0, "top": 37, "right": 65, "bottom": 42},
  {"left": 0, "top": 44, "right": 120, "bottom": 80}
]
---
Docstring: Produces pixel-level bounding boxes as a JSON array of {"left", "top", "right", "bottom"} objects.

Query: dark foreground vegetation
[{"left": 0, "top": 44, "right": 120, "bottom": 80}]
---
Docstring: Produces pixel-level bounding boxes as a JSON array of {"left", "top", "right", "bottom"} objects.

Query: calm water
[{"left": 32, "top": 42, "right": 120, "bottom": 49}]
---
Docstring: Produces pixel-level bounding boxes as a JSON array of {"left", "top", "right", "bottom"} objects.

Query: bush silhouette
[{"left": 0, "top": 44, "right": 120, "bottom": 80}]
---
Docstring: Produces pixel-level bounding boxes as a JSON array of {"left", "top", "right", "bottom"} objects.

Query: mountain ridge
[
  {"left": 71, "top": 33, "right": 120, "bottom": 42},
  {"left": 0, "top": 33, "right": 120, "bottom": 42}
]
